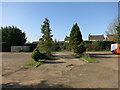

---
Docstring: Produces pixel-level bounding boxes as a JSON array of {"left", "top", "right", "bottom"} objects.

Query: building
[
  {"left": 106, "top": 34, "right": 114, "bottom": 41},
  {"left": 64, "top": 36, "right": 69, "bottom": 42},
  {"left": 88, "top": 34, "right": 105, "bottom": 41},
  {"left": 57, "top": 41, "right": 65, "bottom": 43},
  {"left": 32, "top": 41, "right": 40, "bottom": 44}
]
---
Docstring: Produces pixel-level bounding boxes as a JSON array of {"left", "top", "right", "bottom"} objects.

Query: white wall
[{"left": 11, "top": 46, "right": 30, "bottom": 52}]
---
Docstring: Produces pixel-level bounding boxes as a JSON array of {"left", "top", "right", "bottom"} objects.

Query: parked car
[{"left": 111, "top": 44, "right": 120, "bottom": 54}]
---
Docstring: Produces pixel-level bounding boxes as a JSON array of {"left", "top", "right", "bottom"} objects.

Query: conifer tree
[
  {"left": 38, "top": 18, "right": 54, "bottom": 56},
  {"left": 69, "top": 23, "right": 84, "bottom": 54}
]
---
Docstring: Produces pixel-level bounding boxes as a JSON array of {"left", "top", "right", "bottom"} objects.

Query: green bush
[
  {"left": 74, "top": 42, "right": 86, "bottom": 55},
  {"left": 28, "top": 44, "right": 37, "bottom": 52},
  {"left": 31, "top": 48, "right": 47, "bottom": 61},
  {"left": 54, "top": 42, "right": 60, "bottom": 51},
  {"left": 54, "top": 42, "right": 71, "bottom": 51},
  {"left": 91, "top": 41, "right": 99, "bottom": 51},
  {"left": 83, "top": 41, "right": 116, "bottom": 51},
  {"left": 31, "top": 48, "right": 41, "bottom": 61}
]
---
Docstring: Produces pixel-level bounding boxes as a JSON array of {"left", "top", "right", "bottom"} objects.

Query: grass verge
[
  {"left": 81, "top": 56, "right": 99, "bottom": 63},
  {"left": 23, "top": 59, "right": 45, "bottom": 67},
  {"left": 73, "top": 53, "right": 99, "bottom": 63}
]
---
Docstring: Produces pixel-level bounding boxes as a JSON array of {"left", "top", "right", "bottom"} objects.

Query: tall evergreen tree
[
  {"left": 38, "top": 18, "right": 54, "bottom": 56},
  {"left": 1, "top": 26, "right": 26, "bottom": 52},
  {"left": 69, "top": 23, "right": 83, "bottom": 53}
]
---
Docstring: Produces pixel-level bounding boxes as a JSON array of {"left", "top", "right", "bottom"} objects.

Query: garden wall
[{"left": 11, "top": 46, "right": 30, "bottom": 52}]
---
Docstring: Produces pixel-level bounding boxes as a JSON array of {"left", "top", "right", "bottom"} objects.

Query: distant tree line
[
  {"left": 1, "top": 17, "right": 120, "bottom": 54},
  {"left": 54, "top": 41, "right": 116, "bottom": 52}
]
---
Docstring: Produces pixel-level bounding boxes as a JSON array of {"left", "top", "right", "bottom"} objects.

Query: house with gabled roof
[
  {"left": 106, "top": 34, "right": 115, "bottom": 41},
  {"left": 64, "top": 36, "right": 69, "bottom": 42},
  {"left": 88, "top": 34, "right": 105, "bottom": 41}
]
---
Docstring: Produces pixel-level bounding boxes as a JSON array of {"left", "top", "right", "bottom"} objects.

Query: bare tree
[{"left": 105, "top": 17, "right": 119, "bottom": 42}]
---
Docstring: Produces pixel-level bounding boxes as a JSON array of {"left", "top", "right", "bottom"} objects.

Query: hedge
[
  {"left": 25, "top": 43, "right": 37, "bottom": 52},
  {"left": 54, "top": 42, "right": 71, "bottom": 51},
  {"left": 5, "top": 41, "right": 115, "bottom": 52},
  {"left": 54, "top": 41, "right": 116, "bottom": 52},
  {"left": 83, "top": 41, "right": 116, "bottom": 51}
]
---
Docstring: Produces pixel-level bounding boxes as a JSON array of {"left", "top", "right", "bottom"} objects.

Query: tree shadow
[
  {"left": 87, "top": 53, "right": 119, "bottom": 59},
  {"left": 2, "top": 80, "right": 118, "bottom": 90},
  {"left": 44, "top": 61, "right": 66, "bottom": 64},
  {"left": 88, "top": 53, "right": 113, "bottom": 55},
  {"left": 47, "top": 58, "right": 59, "bottom": 60},
  {"left": 2, "top": 80, "right": 71, "bottom": 89},
  {"left": 55, "top": 55, "right": 78, "bottom": 60}
]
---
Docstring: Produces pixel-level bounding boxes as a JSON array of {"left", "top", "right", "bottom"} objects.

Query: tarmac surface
[{"left": 2, "top": 52, "right": 118, "bottom": 88}]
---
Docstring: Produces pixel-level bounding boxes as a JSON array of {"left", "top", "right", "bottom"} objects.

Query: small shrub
[
  {"left": 31, "top": 48, "right": 41, "bottom": 61},
  {"left": 31, "top": 48, "right": 47, "bottom": 61},
  {"left": 54, "top": 42, "right": 71, "bottom": 51}
]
